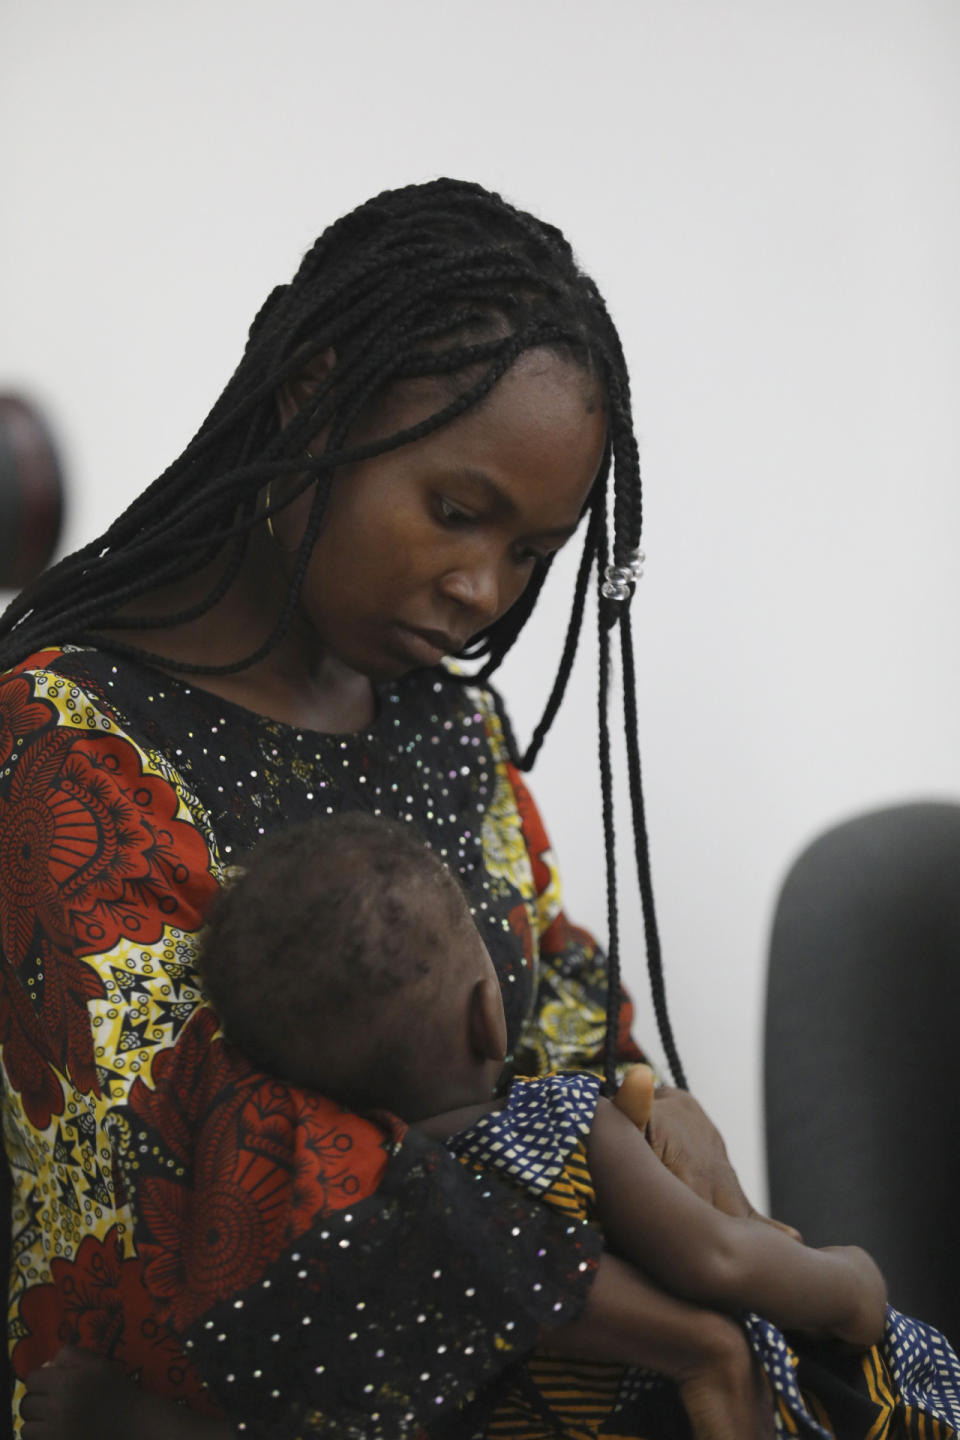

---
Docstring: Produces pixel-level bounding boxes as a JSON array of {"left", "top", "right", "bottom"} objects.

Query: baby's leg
[
  {"left": 612, "top": 1062, "right": 656, "bottom": 1131},
  {"left": 21, "top": 1347, "right": 233, "bottom": 1440}
]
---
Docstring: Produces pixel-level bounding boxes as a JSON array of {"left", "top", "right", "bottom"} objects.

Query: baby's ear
[{"left": 469, "top": 975, "right": 508, "bottom": 1063}]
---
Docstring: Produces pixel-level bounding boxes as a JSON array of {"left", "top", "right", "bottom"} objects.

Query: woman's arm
[
  {"left": 545, "top": 1255, "right": 774, "bottom": 1440},
  {"left": 588, "top": 1099, "right": 887, "bottom": 1345},
  {"left": 22, "top": 1257, "right": 775, "bottom": 1440},
  {"left": 0, "top": 661, "right": 227, "bottom": 1427}
]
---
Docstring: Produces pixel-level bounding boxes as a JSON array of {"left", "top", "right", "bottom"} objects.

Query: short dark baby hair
[{"left": 199, "top": 812, "right": 472, "bottom": 1104}]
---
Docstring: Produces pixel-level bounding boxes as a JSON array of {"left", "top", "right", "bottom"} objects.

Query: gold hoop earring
[
  {"left": 265, "top": 452, "right": 313, "bottom": 549},
  {"left": 265, "top": 481, "right": 279, "bottom": 544}
]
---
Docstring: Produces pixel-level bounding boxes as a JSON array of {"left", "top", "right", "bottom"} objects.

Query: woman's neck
[{"left": 99, "top": 538, "right": 377, "bottom": 733}]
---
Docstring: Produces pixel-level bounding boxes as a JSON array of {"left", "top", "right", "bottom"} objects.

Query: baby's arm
[{"left": 588, "top": 1099, "right": 887, "bottom": 1347}]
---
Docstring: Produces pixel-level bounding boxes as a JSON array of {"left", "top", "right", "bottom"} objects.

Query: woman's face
[{"left": 280, "top": 349, "right": 607, "bottom": 681}]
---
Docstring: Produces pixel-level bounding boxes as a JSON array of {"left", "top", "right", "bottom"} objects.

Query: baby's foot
[{"left": 612, "top": 1063, "right": 656, "bottom": 1131}]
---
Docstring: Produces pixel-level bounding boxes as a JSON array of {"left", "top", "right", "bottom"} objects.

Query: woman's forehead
[{"left": 368, "top": 346, "right": 603, "bottom": 437}]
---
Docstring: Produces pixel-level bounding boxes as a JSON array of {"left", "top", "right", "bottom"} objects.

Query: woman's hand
[
  {"left": 646, "top": 1087, "right": 801, "bottom": 1239},
  {"left": 675, "top": 1315, "right": 775, "bottom": 1440},
  {"left": 542, "top": 1254, "right": 775, "bottom": 1439}
]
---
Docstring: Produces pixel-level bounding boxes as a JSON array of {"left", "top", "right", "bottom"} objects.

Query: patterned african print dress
[
  {"left": 0, "top": 645, "right": 627, "bottom": 1437},
  {"left": 0, "top": 645, "right": 956, "bottom": 1440}
]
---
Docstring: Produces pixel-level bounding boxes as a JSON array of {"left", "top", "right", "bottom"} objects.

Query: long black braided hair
[{"left": 0, "top": 178, "right": 686, "bottom": 1092}]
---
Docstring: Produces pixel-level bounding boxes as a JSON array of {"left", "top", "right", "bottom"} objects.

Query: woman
[{"left": 1, "top": 181, "right": 948, "bottom": 1440}]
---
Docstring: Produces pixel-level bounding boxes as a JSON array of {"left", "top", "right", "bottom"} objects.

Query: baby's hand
[
  {"left": 21, "top": 1347, "right": 110, "bottom": 1439},
  {"left": 823, "top": 1246, "right": 888, "bottom": 1349},
  {"left": 21, "top": 1345, "right": 232, "bottom": 1440}
]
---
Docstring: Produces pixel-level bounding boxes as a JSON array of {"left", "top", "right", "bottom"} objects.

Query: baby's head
[{"left": 199, "top": 812, "right": 507, "bottom": 1120}]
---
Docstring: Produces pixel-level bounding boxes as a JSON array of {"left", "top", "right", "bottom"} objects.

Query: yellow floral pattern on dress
[
  {"left": 514, "top": 943, "right": 608, "bottom": 1077},
  {"left": 532, "top": 844, "right": 563, "bottom": 939},
  {"left": 89, "top": 930, "right": 206, "bottom": 1100},
  {"left": 469, "top": 688, "right": 536, "bottom": 906}
]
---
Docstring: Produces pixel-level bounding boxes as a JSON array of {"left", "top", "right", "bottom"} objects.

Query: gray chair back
[{"left": 765, "top": 801, "right": 960, "bottom": 1349}]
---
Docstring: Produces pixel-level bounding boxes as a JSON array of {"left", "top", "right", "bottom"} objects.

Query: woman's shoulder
[
  {"left": 4, "top": 642, "right": 132, "bottom": 693},
  {"left": 0, "top": 643, "right": 157, "bottom": 741}
]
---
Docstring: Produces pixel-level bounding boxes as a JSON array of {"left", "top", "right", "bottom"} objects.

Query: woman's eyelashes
[
  {"left": 433, "top": 495, "right": 554, "bottom": 566},
  {"left": 513, "top": 542, "right": 548, "bottom": 565},
  {"left": 435, "top": 495, "right": 476, "bottom": 527}
]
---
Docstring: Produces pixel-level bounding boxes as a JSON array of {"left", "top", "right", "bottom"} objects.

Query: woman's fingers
[
  {"left": 676, "top": 1318, "right": 775, "bottom": 1440},
  {"left": 646, "top": 1088, "right": 800, "bottom": 1237},
  {"left": 681, "top": 1373, "right": 775, "bottom": 1440},
  {"left": 718, "top": 1178, "right": 803, "bottom": 1241},
  {"left": 757, "top": 1215, "right": 803, "bottom": 1242},
  {"left": 646, "top": 1088, "right": 739, "bottom": 1202}
]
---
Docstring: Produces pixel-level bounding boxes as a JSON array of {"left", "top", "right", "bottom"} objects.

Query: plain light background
[{"left": 3, "top": 0, "right": 959, "bottom": 1209}]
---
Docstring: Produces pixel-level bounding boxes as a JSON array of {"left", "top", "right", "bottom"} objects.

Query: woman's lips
[{"left": 391, "top": 624, "right": 459, "bottom": 667}]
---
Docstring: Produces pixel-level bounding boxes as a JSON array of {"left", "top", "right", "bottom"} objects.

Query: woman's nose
[{"left": 438, "top": 559, "right": 502, "bottom": 620}]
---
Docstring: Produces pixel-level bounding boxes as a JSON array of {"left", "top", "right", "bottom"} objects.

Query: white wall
[{"left": 3, "top": 0, "right": 959, "bottom": 1207}]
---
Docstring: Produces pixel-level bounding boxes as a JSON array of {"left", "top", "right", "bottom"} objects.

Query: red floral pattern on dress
[
  {"left": 506, "top": 764, "right": 552, "bottom": 898},
  {"left": 0, "top": 728, "right": 216, "bottom": 967},
  {"left": 11, "top": 1225, "right": 216, "bottom": 1412},
  {"left": 0, "top": 674, "right": 55, "bottom": 766},
  {"left": 0, "top": 937, "right": 105, "bottom": 1129},
  {"left": 285, "top": 1088, "right": 391, "bottom": 1240},
  {"left": 0, "top": 697, "right": 217, "bottom": 1129},
  {"left": 128, "top": 1010, "right": 390, "bottom": 1330},
  {"left": 509, "top": 900, "right": 535, "bottom": 965}
]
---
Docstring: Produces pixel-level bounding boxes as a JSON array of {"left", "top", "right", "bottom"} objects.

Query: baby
[{"left": 197, "top": 811, "right": 886, "bottom": 1351}]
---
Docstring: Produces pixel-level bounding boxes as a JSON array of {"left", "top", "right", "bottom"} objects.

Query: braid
[
  {"left": 596, "top": 513, "right": 622, "bottom": 1097},
  {"left": 0, "top": 176, "right": 684, "bottom": 1092},
  {"left": 621, "top": 609, "right": 687, "bottom": 1089},
  {"left": 504, "top": 487, "right": 603, "bottom": 771}
]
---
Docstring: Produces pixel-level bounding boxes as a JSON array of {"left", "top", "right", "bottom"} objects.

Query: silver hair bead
[
  {"left": 601, "top": 548, "right": 646, "bottom": 601},
  {"left": 601, "top": 565, "right": 634, "bottom": 601}
]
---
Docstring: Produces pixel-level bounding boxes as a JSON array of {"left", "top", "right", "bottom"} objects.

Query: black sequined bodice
[{"left": 52, "top": 649, "right": 537, "bottom": 1051}]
